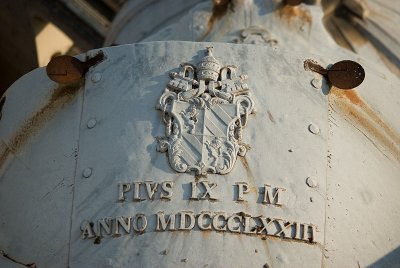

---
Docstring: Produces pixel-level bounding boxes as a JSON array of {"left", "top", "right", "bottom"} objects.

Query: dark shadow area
[{"left": 368, "top": 246, "right": 400, "bottom": 268}]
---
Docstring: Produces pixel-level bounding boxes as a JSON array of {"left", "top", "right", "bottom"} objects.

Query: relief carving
[{"left": 156, "top": 47, "right": 255, "bottom": 175}]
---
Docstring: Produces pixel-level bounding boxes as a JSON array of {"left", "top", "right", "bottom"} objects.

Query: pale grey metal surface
[
  {"left": 69, "top": 42, "right": 328, "bottom": 267},
  {"left": 1, "top": 0, "right": 400, "bottom": 264},
  {"left": 0, "top": 39, "right": 399, "bottom": 267},
  {"left": 324, "top": 69, "right": 400, "bottom": 266},
  {"left": 0, "top": 66, "right": 84, "bottom": 266}
]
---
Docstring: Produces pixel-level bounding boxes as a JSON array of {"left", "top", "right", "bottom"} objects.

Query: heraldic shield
[{"left": 156, "top": 48, "right": 255, "bottom": 175}]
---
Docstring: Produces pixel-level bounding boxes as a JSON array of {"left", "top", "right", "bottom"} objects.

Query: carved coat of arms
[{"left": 156, "top": 48, "right": 255, "bottom": 175}]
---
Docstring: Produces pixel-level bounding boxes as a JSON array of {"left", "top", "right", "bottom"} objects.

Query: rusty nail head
[
  {"left": 327, "top": 60, "right": 365, "bottom": 90},
  {"left": 46, "top": 55, "right": 84, "bottom": 84},
  {"left": 304, "top": 59, "right": 365, "bottom": 89},
  {"left": 46, "top": 52, "right": 104, "bottom": 84}
]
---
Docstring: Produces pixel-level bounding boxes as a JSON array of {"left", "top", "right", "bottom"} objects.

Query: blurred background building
[
  {"left": 0, "top": 0, "right": 399, "bottom": 96},
  {"left": 0, "top": 0, "right": 127, "bottom": 96}
]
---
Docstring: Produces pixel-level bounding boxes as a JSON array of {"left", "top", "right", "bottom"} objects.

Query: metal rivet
[
  {"left": 306, "top": 177, "right": 318, "bottom": 188},
  {"left": 308, "top": 123, "right": 320, "bottom": 134},
  {"left": 311, "top": 78, "right": 322, "bottom": 89},
  {"left": 195, "top": 25, "right": 204, "bottom": 31},
  {"left": 83, "top": 168, "right": 92, "bottom": 178},
  {"left": 105, "top": 258, "right": 113, "bottom": 267},
  {"left": 87, "top": 118, "right": 97, "bottom": 129},
  {"left": 91, "top": 72, "right": 102, "bottom": 83}
]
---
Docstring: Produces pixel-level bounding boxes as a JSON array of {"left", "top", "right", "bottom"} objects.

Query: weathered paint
[
  {"left": 0, "top": 82, "right": 83, "bottom": 169},
  {"left": 200, "top": 0, "right": 233, "bottom": 41},
  {"left": 329, "top": 87, "right": 400, "bottom": 162},
  {"left": 278, "top": 4, "right": 313, "bottom": 25}
]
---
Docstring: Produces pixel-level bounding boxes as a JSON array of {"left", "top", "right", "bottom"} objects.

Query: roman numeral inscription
[
  {"left": 80, "top": 180, "right": 318, "bottom": 244},
  {"left": 81, "top": 212, "right": 315, "bottom": 243}
]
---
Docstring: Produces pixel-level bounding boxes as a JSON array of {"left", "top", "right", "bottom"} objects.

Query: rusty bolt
[
  {"left": 327, "top": 60, "right": 365, "bottom": 90},
  {"left": 46, "top": 52, "right": 104, "bottom": 84},
  {"left": 304, "top": 59, "right": 365, "bottom": 89}
]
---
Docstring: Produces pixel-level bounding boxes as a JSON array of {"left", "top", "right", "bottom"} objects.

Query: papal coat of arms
[{"left": 156, "top": 47, "right": 255, "bottom": 175}]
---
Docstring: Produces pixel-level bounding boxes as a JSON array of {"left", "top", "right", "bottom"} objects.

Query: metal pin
[{"left": 327, "top": 60, "right": 365, "bottom": 89}]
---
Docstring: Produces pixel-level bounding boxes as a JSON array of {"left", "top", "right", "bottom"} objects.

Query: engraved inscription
[
  {"left": 236, "top": 182, "right": 250, "bottom": 201},
  {"left": 80, "top": 180, "right": 317, "bottom": 244},
  {"left": 190, "top": 181, "right": 219, "bottom": 200},
  {"left": 81, "top": 212, "right": 316, "bottom": 243},
  {"left": 262, "top": 184, "right": 286, "bottom": 206},
  {"left": 118, "top": 181, "right": 174, "bottom": 202}
]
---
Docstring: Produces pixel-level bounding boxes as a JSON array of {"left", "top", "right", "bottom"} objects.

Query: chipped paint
[
  {"left": 0, "top": 82, "right": 83, "bottom": 169},
  {"left": 329, "top": 87, "right": 400, "bottom": 162}
]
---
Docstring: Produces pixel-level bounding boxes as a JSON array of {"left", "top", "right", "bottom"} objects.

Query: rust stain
[
  {"left": 240, "top": 155, "right": 250, "bottom": 170},
  {"left": 278, "top": 4, "right": 312, "bottom": 25},
  {"left": 199, "top": 0, "right": 233, "bottom": 41},
  {"left": 0, "top": 82, "right": 83, "bottom": 169},
  {"left": 239, "top": 156, "right": 257, "bottom": 194},
  {"left": 267, "top": 111, "right": 276, "bottom": 124},
  {"left": 201, "top": 230, "right": 211, "bottom": 238},
  {"left": 195, "top": 173, "right": 207, "bottom": 181},
  {"left": 329, "top": 87, "right": 400, "bottom": 162}
]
